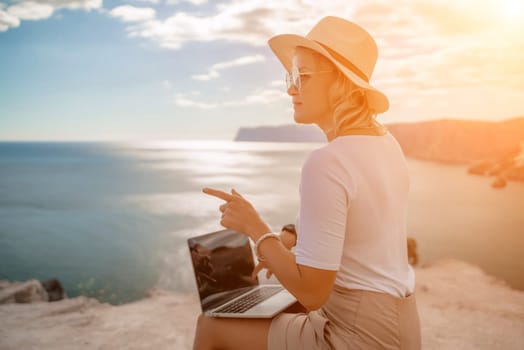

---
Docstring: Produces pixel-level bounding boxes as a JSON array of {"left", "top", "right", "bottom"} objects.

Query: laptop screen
[{"left": 188, "top": 229, "right": 258, "bottom": 312}]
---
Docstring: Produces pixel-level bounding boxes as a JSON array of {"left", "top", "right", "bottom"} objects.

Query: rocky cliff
[
  {"left": 387, "top": 118, "right": 524, "bottom": 164},
  {"left": 235, "top": 118, "right": 524, "bottom": 184}
]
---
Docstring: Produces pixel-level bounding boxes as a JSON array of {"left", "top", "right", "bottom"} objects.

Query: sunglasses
[{"left": 285, "top": 65, "right": 334, "bottom": 91}]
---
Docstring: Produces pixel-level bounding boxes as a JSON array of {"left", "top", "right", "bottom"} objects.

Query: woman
[{"left": 194, "top": 16, "right": 421, "bottom": 350}]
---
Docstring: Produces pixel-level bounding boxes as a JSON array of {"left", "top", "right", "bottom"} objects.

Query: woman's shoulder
[
  {"left": 305, "top": 132, "right": 401, "bottom": 168},
  {"left": 329, "top": 131, "right": 401, "bottom": 154},
  {"left": 302, "top": 144, "right": 348, "bottom": 176},
  {"left": 305, "top": 143, "right": 338, "bottom": 165}
]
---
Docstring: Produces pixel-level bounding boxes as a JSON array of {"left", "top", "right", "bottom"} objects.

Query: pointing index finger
[{"left": 202, "top": 187, "right": 233, "bottom": 202}]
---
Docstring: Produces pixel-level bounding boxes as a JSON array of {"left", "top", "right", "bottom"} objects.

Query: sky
[{"left": 1, "top": 0, "right": 523, "bottom": 141}]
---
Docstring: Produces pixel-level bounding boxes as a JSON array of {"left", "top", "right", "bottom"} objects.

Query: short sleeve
[{"left": 295, "top": 150, "right": 350, "bottom": 270}]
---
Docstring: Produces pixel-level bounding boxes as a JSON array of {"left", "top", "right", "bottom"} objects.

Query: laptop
[{"left": 187, "top": 228, "right": 297, "bottom": 318}]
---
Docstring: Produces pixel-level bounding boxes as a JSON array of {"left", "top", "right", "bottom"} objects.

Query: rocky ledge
[{"left": 1, "top": 259, "right": 523, "bottom": 350}]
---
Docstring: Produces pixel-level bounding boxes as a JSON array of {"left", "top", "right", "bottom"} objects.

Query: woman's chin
[
  {"left": 293, "top": 113, "right": 306, "bottom": 123},
  {"left": 293, "top": 113, "right": 314, "bottom": 125}
]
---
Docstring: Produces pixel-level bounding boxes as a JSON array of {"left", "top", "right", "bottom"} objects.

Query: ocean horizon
[{"left": 1, "top": 140, "right": 523, "bottom": 305}]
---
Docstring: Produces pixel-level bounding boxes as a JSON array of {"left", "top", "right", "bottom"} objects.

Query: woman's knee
[
  {"left": 194, "top": 314, "right": 216, "bottom": 349},
  {"left": 196, "top": 313, "right": 214, "bottom": 334},
  {"left": 194, "top": 314, "right": 272, "bottom": 350}
]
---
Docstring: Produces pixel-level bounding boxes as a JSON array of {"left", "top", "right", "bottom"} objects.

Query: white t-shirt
[{"left": 295, "top": 131, "right": 415, "bottom": 298}]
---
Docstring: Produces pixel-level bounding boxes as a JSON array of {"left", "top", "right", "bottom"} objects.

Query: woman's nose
[{"left": 287, "top": 84, "right": 298, "bottom": 96}]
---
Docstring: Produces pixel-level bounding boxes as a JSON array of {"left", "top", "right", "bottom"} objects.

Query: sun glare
[{"left": 501, "top": 0, "right": 524, "bottom": 19}]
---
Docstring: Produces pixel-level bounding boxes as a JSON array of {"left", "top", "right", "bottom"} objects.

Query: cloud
[
  {"left": 192, "top": 54, "right": 266, "bottom": 81},
  {"left": 109, "top": 5, "right": 156, "bottom": 22},
  {"left": 6, "top": 2, "right": 54, "bottom": 20},
  {"left": 0, "top": 0, "right": 102, "bottom": 32},
  {"left": 174, "top": 95, "right": 219, "bottom": 109},
  {"left": 166, "top": 0, "right": 207, "bottom": 5},
  {"left": 132, "top": 0, "right": 160, "bottom": 4},
  {"left": 3, "top": 0, "right": 522, "bottom": 106},
  {"left": 124, "top": 0, "right": 355, "bottom": 49},
  {"left": 0, "top": 9, "right": 20, "bottom": 31},
  {"left": 174, "top": 85, "right": 287, "bottom": 109},
  {"left": 348, "top": 0, "right": 524, "bottom": 96},
  {"left": 28, "top": 0, "right": 102, "bottom": 11},
  {"left": 111, "top": 0, "right": 520, "bottom": 110},
  {"left": 232, "top": 87, "right": 287, "bottom": 106}
]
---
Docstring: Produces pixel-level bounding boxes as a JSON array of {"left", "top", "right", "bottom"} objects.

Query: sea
[{"left": 1, "top": 140, "right": 523, "bottom": 305}]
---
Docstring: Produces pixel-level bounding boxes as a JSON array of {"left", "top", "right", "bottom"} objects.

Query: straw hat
[{"left": 268, "top": 16, "right": 389, "bottom": 114}]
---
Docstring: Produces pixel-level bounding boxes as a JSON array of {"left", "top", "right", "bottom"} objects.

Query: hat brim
[{"left": 268, "top": 34, "right": 389, "bottom": 114}]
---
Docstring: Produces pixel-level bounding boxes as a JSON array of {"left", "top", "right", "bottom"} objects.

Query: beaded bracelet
[{"left": 254, "top": 232, "right": 281, "bottom": 262}]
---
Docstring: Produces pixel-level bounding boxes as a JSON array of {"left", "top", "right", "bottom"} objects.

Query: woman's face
[{"left": 287, "top": 48, "right": 337, "bottom": 129}]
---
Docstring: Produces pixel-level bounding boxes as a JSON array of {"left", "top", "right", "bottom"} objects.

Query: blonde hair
[
  {"left": 328, "top": 70, "right": 377, "bottom": 137},
  {"left": 304, "top": 48, "right": 380, "bottom": 138}
]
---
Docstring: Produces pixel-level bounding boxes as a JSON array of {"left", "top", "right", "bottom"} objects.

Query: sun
[{"left": 501, "top": 0, "right": 524, "bottom": 19}]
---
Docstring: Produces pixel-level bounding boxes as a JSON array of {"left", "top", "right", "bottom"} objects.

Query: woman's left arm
[
  {"left": 202, "top": 187, "right": 336, "bottom": 311},
  {"left": 255, "top": 237, "right": 337, "bottom": 311}
]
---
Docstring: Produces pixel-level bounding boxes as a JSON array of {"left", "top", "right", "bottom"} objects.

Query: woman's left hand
[{"left": 202, "top": 187, "right": 271, "bottom": 241}]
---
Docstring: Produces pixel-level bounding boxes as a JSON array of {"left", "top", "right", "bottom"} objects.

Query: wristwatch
[
  {"left": 281, "top": 224, "right": 296, "bottom": 235},
  {"left": 280, "top": 224, "right": 297, "bottom": 251}
]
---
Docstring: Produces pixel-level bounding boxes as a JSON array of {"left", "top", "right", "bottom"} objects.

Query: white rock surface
[
  {"left": 0, "top": 279, "right": 48, "bottom": 304},
  {"left": 415, "top": 259, "right": 524, "bottom": 350},
  {"left": 1, "top": 259, "right": 523, "bottom": 350}
]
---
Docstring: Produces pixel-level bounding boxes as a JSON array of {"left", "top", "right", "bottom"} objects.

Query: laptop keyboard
[{"left": 214, "top": 286, "right": 284, "bottom": 314}]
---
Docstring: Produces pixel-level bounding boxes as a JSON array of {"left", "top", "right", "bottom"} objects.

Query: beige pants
[{"left": 268, "top": 284, "right": 421, "bottom": 349}]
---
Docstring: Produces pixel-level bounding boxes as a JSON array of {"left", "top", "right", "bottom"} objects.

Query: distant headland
[
  {"left": 234, "top": 124, "right": 327, "bottom": 143},
  {"left": 234, "top": 117, "right": 524, "bottom": 186}
]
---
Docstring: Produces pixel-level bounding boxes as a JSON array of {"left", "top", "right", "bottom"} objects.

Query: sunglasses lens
[
  {"left": 285, "top": 73, "right": 292, "bottom": 89},
  {"left": 285, "top": 66, "right": 303, "bottom": 90},
  {"left": 284, "top": 66, "right": 299, "bottom": 90},
  {"left": 292, "top": 66, "right": 300, "bottom": 90}
]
